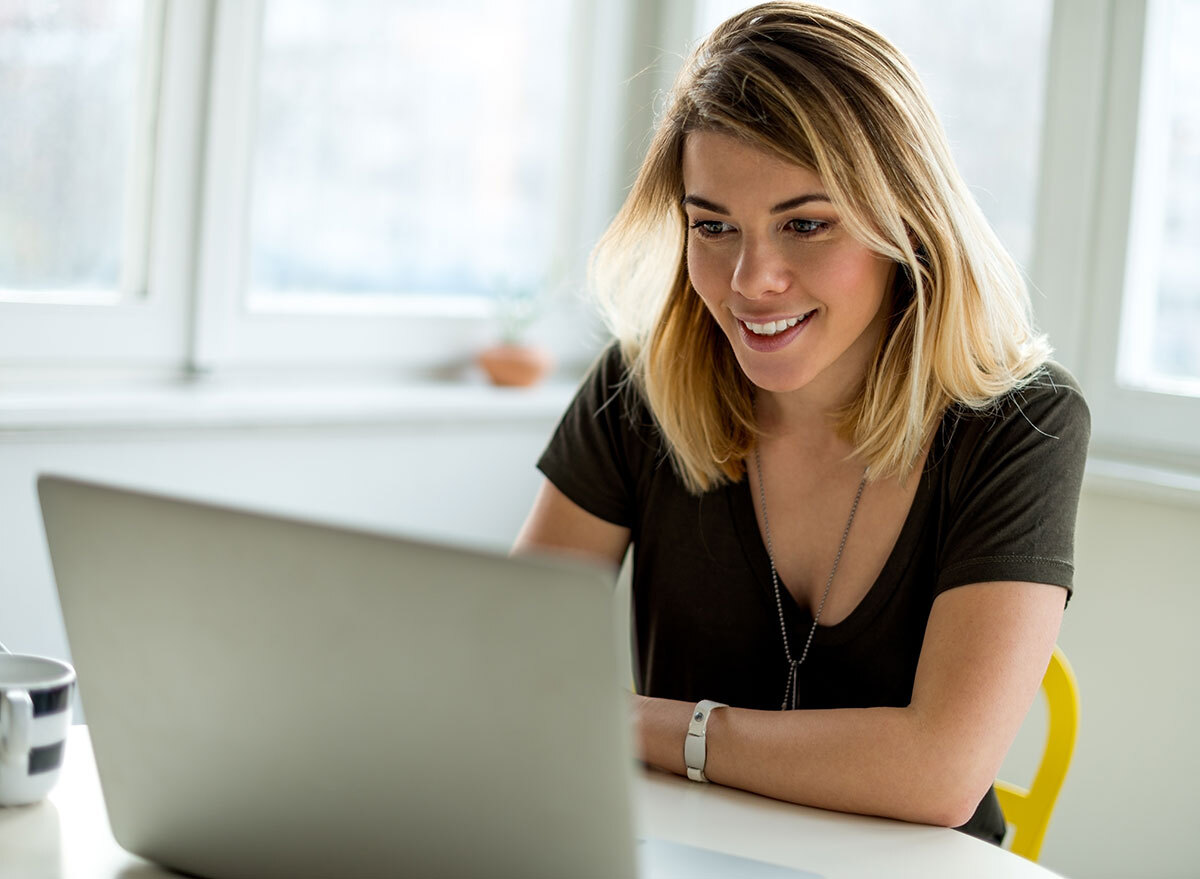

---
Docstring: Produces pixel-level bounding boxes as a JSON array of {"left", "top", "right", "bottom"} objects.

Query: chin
[
  {"left": 749, "top": 375, "right": 813, "bottom": 395},
  {"left": 732, "top": 355, "right": 814, "bottom": 395}
]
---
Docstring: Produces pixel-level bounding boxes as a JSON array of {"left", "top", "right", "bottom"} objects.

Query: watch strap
[{"left": 683, "top": 699, "right": 728, "bottom": 782}]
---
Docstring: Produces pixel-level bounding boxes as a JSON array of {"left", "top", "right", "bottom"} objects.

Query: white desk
[{"left": 1, "top": 727, "right": 1064, "bottom": 879}]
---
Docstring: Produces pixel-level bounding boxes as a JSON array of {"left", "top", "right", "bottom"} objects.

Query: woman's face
[{"left": 682, "top": 130, "right": 895, "bottom": 406}]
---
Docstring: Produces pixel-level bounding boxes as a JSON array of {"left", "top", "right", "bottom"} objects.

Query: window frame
[
  {"left": 1032, "top": 0, "right": 1200, "bottom": 468},
  {"left": 191, "top": 0, "right": 623, "bottom": 370},
  {"left": 0, "top": 0, "right": 203, "bottom": 368},
  {"left": 1, "top": 0, "right": 642, "bottom": 374}
]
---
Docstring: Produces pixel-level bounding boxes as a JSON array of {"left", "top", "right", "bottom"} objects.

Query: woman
[{"left": 515, "top": 2, "right": 1089, "bottom": 843}]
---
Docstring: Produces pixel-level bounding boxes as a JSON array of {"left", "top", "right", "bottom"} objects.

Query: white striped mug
[{"left": 0, "top": 654, "right": 75, "bottom": 807}]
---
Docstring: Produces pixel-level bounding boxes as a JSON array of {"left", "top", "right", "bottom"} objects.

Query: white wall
[
  {"left": 1032, "top": 489, "right": 1200, "bottom": 878},
  {"left": 4, "top": 410, "right": 1197, "bottom": 878},
  {"left": 993, "top": 484, "right": 1200, "bottom": 878}
]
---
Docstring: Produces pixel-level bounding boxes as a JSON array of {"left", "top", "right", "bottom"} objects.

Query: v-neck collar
[{"left": 727, "top": 454, "right": 937, "bottom": 646}]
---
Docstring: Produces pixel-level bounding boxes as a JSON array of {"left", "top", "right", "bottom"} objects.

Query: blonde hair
[{"left": 590, "top": 1, "right": 1051, "bottom": 493}]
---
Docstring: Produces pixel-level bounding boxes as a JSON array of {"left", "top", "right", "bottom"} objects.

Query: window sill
[
  {"left": 0, "top": 375, "right": 578, "bottom": 434},
  {"left": 1083, "top": 457, "right": 1200, "bottom": 510},
  {"left": 10, "top": 380, "right": 1197, "bottom": 510}
]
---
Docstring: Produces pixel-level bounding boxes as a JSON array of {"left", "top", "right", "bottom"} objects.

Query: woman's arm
[
  {"left": 513, "top": 479, "right": 631, "bottom": 567},
  {"left": 635, "top": 580, "right": 1065, "bottom": 827}
]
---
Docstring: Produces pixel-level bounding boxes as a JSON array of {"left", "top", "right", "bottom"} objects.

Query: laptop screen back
[{"left": 39, "top": 475, "right": 637, "bottom": 879}]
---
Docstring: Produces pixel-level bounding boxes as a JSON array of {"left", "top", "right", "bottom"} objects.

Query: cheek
[
  {"left": 687, "top": 245, "right": 727, "bottom": 311},
  {"left": 810, "top": 247, "right": 891, "bottom": 309}
]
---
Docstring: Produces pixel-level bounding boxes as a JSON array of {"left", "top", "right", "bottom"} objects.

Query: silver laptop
[{"left": 39, "top": 475, "right": 818, "bottom": 879}]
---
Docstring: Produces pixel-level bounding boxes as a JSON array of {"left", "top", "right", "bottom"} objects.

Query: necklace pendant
[{"left": 782, "top": 660, "right": 801, "bottom": 711}]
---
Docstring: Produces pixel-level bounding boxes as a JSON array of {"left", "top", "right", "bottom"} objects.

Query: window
[
  {"left": 1040, "top": 0, "right": 1200, "bottom": 465},
  {"left": 1118, "top": 0, "right": 1200, "bottom": 395},
  {"left": 0, "top": 0, "right": 149, "bottom": 302},
  {"left": 248, "top": 0, "right": 573, "bottom": 305},
  {"left": 3, "top": 0, "right": 1198, "bottom": 475},
  {"left": 191, "top": 0, "right": 618, "bottom": 368},
  {"left": 0, "top": 0, "right": 204, "bottom": 367},
  {"left": 2, "top": 0, "right": 624, "bottom": 372}
]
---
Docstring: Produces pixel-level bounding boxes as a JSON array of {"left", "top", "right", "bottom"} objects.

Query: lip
[{"left": 736, "top": 310, "right": 815, "bottom": 352}]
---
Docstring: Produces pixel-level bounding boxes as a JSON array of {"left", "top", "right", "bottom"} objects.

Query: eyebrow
[{"left": 680, "top": 193, "right": 832, "bottom": 214}]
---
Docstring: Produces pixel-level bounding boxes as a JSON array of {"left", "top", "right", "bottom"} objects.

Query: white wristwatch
[{"left": 683, "top": 699, "right": 728, "bottom": 782}]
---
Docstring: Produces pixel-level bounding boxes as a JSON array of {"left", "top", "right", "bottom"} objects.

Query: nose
[{"left": 730, "top": 234, "right": 792, "bottom": 300}]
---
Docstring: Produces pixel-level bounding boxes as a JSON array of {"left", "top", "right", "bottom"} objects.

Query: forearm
[{"left": 635, "top": 695, "right": 989, "bottom": 827}]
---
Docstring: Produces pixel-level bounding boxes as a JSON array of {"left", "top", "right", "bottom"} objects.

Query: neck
[
  {"left": 755, "top": 384, "right": 854, "bottom": 437},
  {"left": 753, "top": 359, "right": 868, "bottom": 457}
]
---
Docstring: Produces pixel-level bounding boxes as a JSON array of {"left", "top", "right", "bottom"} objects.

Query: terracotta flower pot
[{"left": 477, "top": 345, "right": 554, "bottom": 387}]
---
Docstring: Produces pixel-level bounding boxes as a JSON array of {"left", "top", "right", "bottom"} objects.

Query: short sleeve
[
  {"left": 935, "top": 363, "right": 1091, "bottom": 598},
  {"left": 536, "top": 344, "right": 650, "bottom": 528}
]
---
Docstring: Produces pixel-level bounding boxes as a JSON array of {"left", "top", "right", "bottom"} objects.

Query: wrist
[{"left": 634, "top": 697, "right": 698, "bottom": 775}]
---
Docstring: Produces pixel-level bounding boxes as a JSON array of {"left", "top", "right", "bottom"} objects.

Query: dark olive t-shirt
[{"left": 537, "top": 344, "right": 1090, "bottom": 843}]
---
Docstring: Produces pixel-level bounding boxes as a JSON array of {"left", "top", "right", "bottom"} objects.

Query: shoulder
[
  {"left": 931, "top": 362, "right": 1090, "bottom": 594},
  {"left": 935, "top": 361, "right": 1090, "bottom": 492},
  {"left": 554, "top": 342, "right": 664, "bottom": 461},
  {"left": 538, "top": 343, "right": 663, "bottom": 527},
  {"left": 586, "top": 341, "right": 658, "bottom": 420},
  {"left": 590, "top": 340, "right": 629, "bottom": 386},
  {"left": 1009, "top": 361, "right": 1088, "bottom": 418},
  {"left": 945, "top": 361, "right": 1090, "bottom": 445}
]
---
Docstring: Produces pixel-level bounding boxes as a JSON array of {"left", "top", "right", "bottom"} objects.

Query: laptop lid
[{"left": 39, "top": 474, "right": 638, "bottom": 879}]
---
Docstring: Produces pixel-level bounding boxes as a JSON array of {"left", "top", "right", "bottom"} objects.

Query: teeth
[{"left": 744, "top": 314, "right": 809, "bottom": 336}]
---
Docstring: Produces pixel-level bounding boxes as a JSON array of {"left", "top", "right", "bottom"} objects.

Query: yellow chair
[{"left": 995, "top": 645, "right": 1079, "bottom": 862}]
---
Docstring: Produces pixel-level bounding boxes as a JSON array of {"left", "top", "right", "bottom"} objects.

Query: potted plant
[{"left": 476, "top": 283, "right": 555, "bottom": 387}]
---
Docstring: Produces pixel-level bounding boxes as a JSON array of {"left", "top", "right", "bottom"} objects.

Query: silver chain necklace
[{"left": 753, "top": 449, "right": 868, "bottom": 710}]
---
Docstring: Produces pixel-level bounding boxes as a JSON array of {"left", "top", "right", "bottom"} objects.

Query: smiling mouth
[{"left": 741, "top": 311, "right": 815, "bottom": 336}]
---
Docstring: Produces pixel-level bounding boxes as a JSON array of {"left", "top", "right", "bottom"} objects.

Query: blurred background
[{"left": 1, "top": 1, "right": 1197, "bottom": 876}]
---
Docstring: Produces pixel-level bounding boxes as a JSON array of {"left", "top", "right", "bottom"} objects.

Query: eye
[
  {"left": 689, "top": 219, "right": 733, "bottom": 239},
  {"left": 786, "top": 219, "right": 829, "bottom": 237}
]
